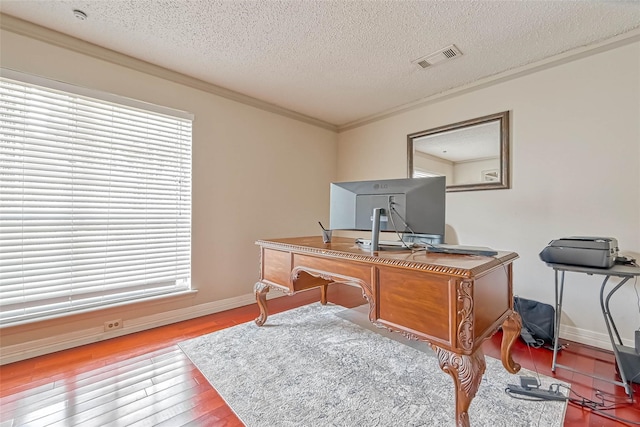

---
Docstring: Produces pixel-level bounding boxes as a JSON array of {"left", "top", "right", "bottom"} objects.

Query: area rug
[{"left": 178, "top": 303, "right": 567, "bottom": 426}]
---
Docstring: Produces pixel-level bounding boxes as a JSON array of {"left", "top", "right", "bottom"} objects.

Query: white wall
[
  {"left": 414, "top": 151, "right": 453, "bottom": 180},
  {"left": 338, "top": 41, "right": 640, "bottom": 349},
  {"left": 453, "top": 158, "right": 499, "bottom": 185},
  {"left": 0, "top": 28, "right": 337, "bottom": 361}
]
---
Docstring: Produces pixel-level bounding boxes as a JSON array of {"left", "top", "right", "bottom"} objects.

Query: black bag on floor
[{"left": 513, "top": 296, "right": 555, "bottom": 347}]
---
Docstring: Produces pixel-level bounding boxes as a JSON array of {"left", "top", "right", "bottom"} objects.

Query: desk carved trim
[
  {"left": 291, "top": 266, "right": 374, "bottom": 303},
  {"left": 256, "top": 239, "right": 517, "bottom": 278},
  {"left": 457, "top": 281, "right": 474, "bottom": 352},
  {"left": 254, "top": 266, "right": 377, "bottom": 327}
]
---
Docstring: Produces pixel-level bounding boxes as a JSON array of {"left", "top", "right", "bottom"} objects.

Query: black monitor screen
[{"left": 329, "top": 176, "right": 446, "bottom": 239}]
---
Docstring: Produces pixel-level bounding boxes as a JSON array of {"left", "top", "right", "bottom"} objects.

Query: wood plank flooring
[{"left": 1, "top": 284, "right": 639, "bottom": 426}]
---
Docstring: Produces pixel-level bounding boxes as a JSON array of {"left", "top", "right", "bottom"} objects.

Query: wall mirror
[{"left": 407, "top": 111, "right": 510, "bottom": 192}]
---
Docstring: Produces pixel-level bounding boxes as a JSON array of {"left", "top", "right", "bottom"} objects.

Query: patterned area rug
[{"left": 179, "top": 303, "right": 567, "bottom": 426}]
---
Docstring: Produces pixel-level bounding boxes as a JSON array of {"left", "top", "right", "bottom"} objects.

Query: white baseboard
[
  {"left": 1, "top": 291, "right": 284, "bottom": 365},
  {"left": 559, "top": 324, "right": 633, "bottom": 351},
  {"left": 3, "top": 293, "right": 627, "bottom": 365}
]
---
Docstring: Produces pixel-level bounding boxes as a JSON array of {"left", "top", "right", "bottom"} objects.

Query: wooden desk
[{"left": 254, "top": 236, "right": 522, "bottom": 427}]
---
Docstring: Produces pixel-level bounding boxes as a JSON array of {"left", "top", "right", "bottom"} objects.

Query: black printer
[{"left": 539, "top": 236, "right": 618, "bottom": 268}]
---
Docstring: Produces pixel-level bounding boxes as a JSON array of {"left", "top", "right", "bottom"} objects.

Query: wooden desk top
[{"left": 256, "top": 236, "right": 518, "bottom": 279}]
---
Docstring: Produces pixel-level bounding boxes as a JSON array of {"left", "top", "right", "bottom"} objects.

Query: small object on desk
[
  {"left": 426, "top": 244, "right": 498, "bottom": 257},
  {"left": 318, "top": 222, "right": 332, "bottom": 243},
  {"left": 539, "top": 236, "right": 618, "bottom": 268}
]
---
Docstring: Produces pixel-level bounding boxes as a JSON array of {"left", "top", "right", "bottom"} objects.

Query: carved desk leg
[
  {"left": 254, "top": 282, "right": 270, "bottom": 326},
  {"left": 500, "top": 311, "right": 522, "bottom": 373},
  {"left": 431, "top": 346, "right": 486, "bottom": 427},
  {"left": 320, "top": 283, "right": 328, "bottom": 305}
]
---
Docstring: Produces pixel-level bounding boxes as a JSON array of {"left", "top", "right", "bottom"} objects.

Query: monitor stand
[
  {"left": 370, "top": 207, "right": 384, "bottom": 254},
  {"left": 366, "top": 208, "right": 442, "bottom": 253}
]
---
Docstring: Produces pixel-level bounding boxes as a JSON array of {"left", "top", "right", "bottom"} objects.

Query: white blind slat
[{"left": 0, "top": 70, "right": 193, "bottom": 327}]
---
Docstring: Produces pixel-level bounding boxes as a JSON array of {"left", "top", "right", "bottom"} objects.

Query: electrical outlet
[{"left": 104, "top": 319, "right": 123, "bottom": 332}]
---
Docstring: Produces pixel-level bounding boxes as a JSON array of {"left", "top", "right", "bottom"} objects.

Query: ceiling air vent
[{"left": 412, "top": 44, "right": 462, "bottom": 69}]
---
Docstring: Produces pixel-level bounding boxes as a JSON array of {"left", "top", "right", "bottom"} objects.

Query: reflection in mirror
[{"left": 407, "top": 111, "right": 510, "bottom": 192}]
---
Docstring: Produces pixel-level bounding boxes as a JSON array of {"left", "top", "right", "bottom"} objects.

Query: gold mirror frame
[{"left": 407, "top": 111, "right": 510, "bottom": 192}]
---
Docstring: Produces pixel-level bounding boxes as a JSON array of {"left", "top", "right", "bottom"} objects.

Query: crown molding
[
  {"left": 338, "top": 28, "right": 640, "bottom": 132},
  {"left": 0, "top": 13, "right": 338, "bottom": 132},
  {"left": 3, "top": 13, "right": 638, "bottom": 135}
]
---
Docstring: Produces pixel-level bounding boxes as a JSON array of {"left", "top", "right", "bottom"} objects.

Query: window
[
  {"left": 412, "top": 169, "right": 439, "bottom": 178},
  {"left": 0, "top": 69, "right": 193, "bottom": 327}
]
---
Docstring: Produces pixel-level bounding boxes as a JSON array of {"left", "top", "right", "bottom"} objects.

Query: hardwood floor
[{"left": 1, "top": 284, "right": 639, "bottom": 426}]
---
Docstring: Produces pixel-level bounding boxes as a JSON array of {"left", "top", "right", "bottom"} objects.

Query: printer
[{"left": 539, "top": 236, "right": 618, "bottom": 268}]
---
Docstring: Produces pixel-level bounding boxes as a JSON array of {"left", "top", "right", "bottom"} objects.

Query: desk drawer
[
  {"left": 261, "top": 248, "right": 292, "bottom": 288},
  {"left": 377, "top": 268, "right": 451, "bottom": 344},
  {"left": 474, "top": 268, "right": 510, "bottom": 339}
]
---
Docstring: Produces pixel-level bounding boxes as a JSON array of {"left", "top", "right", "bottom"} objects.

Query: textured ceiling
[{"left": 1, "top": 1, "right": 640, "bottom": 127}]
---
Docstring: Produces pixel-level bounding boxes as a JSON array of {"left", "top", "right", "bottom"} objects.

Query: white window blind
[{"left": 0, "top": 70, "right": 193, "bottom": 327}]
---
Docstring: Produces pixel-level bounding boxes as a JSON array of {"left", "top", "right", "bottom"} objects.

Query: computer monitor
[{"left": 329, "top": 176, "right": 446, "bottom": 252}]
